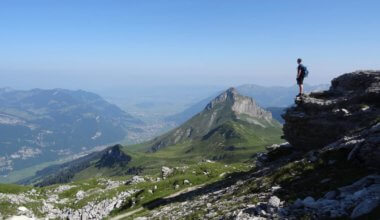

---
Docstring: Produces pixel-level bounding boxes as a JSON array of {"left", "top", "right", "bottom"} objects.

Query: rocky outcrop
[
  {"left": 95, "top": 144, "right": 131, "bottom": 168},
  {"left": 323, "top": 122, "right": 380, "bottom": 169},
  {"left": 161, "top": 166, "right": 174, "bottom": 179},
  {"left": 289, "top": 175, "right": 380, "bottom": 218},
  {"left": 283, "top": 71, "right": 380, "bottom": 150}
]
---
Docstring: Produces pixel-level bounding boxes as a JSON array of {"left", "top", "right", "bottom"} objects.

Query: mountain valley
[{"left": 0, "top": 71, "right": 379, "bottom": 219}]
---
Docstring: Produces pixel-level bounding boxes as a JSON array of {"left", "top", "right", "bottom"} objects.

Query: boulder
[
  {"left": 302, "top": 196, "right": 315, "bottom": 208},
  {"left": 267, "top": 196, "right": 281, "bottom": 208},
  {"left": 125, "top": 176, "right": 145, "bottom": 185},
  {"left": 161, "top": 166, "right": 173, "bottom": 179},
  {"left": 76, "top": 190, "right": 85, "bottom": 200}
]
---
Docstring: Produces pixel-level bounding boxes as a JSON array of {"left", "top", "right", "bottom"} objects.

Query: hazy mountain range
[{"left": 0, "top": 88, "right": 142, "bottom": 176}]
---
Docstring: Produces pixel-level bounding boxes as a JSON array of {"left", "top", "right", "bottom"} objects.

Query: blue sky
[{"left": 0, "top": 0, "right": 379, "bottom": 89}]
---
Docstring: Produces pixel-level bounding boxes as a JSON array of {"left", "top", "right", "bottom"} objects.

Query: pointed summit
[
  {"left": 225, "top": 87, "right": 239, "bottom": 96},
  {"left": 148, "top": 88, "right": 281, "bottom": 152},
  {"left": 205, "top": 87, "right": 238, "bottom": 110},
  {"left": 205, "top": 87, "right": 272, "bottom": 119}
]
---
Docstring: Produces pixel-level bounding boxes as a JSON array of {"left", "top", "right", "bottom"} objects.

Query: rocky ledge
[{"left": 283, "top": 70, "right": 380, "bottom": 150}]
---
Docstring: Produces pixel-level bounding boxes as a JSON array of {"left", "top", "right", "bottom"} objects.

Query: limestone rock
[
  {"left": 76, "top": 190, "right": 85, "bottom": 200},
  {"left": 268, "top": 196, "right": 281, "bottom": 208},
  {"left": 283, "top": 71, "right": 380, "bottom": 150},
  {"left": 161, "top": 166, "right": 173, "bottom": 179}
]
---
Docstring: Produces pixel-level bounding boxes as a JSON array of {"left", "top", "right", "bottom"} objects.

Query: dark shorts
[{"left": 297, "top": 76, "right": 304, "bottom": 85}]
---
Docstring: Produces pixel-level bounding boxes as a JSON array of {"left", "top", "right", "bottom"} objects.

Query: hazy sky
[{"left": 1, "top": 0, "right": 379, "bottom": 90}]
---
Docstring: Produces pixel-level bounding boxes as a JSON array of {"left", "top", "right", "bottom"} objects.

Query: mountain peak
[
  {"left": 149, "top": 87, "right": 280, "bottom": 152},
  {"left": 226, "top": 87, "right": 238, "bottom": 95},
  {"left": 205, "top": 87, "right": 239, "bottom": 110},
  {"left": 205, "top": 87, "right": 272, "bottom": 120}
]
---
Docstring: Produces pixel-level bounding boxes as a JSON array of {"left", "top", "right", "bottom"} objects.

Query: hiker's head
[{"left": 297, "top": 58, "right": 302, "bottom": 64}]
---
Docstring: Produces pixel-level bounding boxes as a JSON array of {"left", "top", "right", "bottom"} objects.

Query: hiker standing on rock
[{"left": 296, "top": 58, "right": 308, "bottom": 97}]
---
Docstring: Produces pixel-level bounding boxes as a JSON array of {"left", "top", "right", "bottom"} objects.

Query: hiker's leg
[{"left": 300, "top": 84, "right": 304, "bottom": 94}]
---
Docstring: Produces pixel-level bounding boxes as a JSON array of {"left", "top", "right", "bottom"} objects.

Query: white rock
[
  {"left": 17, "top": 207, "right": 28, "bottom": 212},
  {"left": 268, "top": 196, "right": 281, "bottom": 208},
  {"left": 8, "top": 216, "right": 35, "bottom": 220},
  {"left": 271, "top": 186, "right": 281, "bottom": 192},
  {"left": 161, "top": 166, "right": 173, "bottom": 179},
  {"left": 135, "top": 217, "right": 148, "bottom": 220},
  {"left": 76, "top": 190, "right": 85, "bottom": 200},
  {"left": 131, "top": 176, "right": 145, "bottom": 184},
  {"left": 54, "top": 185, "right": 76, "bottom": 193},
  {"left": 183, "top": 179, "right": 190, "bottom": 184}
]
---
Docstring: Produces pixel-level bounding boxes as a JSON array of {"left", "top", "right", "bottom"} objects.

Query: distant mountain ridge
[{"left": 0, "top": 88, "right": 142, "bottom": 177}]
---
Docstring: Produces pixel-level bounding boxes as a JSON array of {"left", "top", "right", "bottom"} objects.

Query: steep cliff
[{"left": 283, "top": 71, "right": 380, "bottom": 150}]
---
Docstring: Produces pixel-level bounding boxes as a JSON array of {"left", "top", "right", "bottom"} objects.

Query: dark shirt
[{"left": 297, "top": 64, "right": 305, "bottom": 78}]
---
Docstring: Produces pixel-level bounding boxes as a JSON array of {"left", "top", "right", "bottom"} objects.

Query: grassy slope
[{"left": 0, "top": 162, "right": 250, "bottom": 218}]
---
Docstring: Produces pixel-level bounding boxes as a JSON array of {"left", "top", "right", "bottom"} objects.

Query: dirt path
[{"left": 110, "top": 184, "right": 206, "bottom": 220}]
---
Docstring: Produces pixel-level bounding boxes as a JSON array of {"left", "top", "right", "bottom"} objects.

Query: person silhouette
[{"left": 296, "top": 58, "right": 306, "bottom": 97}]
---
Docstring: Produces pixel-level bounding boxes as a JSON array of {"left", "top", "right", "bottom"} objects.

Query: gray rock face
[
  {"left": 125, "top": 176, "right": 145, "bottom": 185},
  {"left": 290, "top": 175, "right": 380, "bottom": 219},
  {"left": 322, "top": 122, "right": 380, "bottom": 169},
  {"left": 41, "top": 189, "right": 137, "bottom": 220},
  {"left": 206, "top": 88, "right": 272, "bottom": 119},
  {"left": 351, "top": 198, "right": 380, "bottom": 218},
  {"left": 161, "top": 166, "right": 173, "bottom": 179},
  {"left": 283, "top": 71, "right": 380, "bottom": 150}
]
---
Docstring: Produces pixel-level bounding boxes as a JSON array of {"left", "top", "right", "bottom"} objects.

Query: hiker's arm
[{"left": 297, "top": 69, "right": 301, "bottom": 78}]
